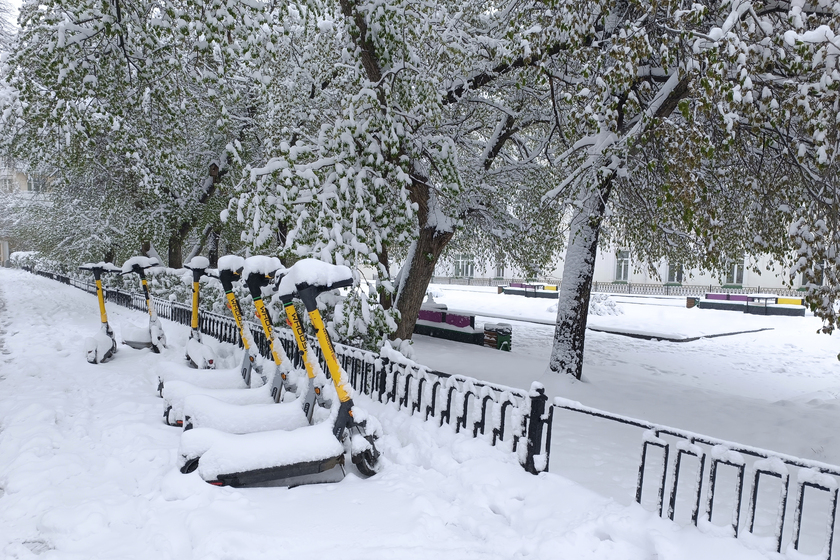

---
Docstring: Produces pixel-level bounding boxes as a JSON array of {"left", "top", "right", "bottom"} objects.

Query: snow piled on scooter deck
[
  {"left": 157, "top": 360, "right": 249, "bottom": 390},
  {"left": 180, "top": 421, "right": 345, "bottom": 481},
  {"left": 183, "top": 394, "right": 311, "bottom": 433},
  {"left": 0, "top": 269, "right": 766, "bottom": 560},
  {"left": 122, "top": 323, "right": 152, "bottom": 344},
  {"left": 163, "top": 379, "right": 274, "bottom": 424}
]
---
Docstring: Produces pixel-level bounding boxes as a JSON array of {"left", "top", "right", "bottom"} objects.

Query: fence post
[
  {"left": 524, "top": 382, "right": 549, "bottom": 474},
  {"left": 377, "top": 357, "right": 389, "bottom": 402}
]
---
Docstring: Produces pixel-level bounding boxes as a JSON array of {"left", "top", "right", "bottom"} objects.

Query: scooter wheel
[
  {"left": 180, "top": 457, "right": 199, "bottom": 474},
  {"left": 351, "top": 447, "right": 381, "bottom": 477}
]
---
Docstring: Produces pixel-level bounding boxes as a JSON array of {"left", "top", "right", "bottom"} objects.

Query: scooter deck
[
  {"left": 179, "top": 422, "right": 346, "bottom": 486},
  {"left": 157, "top": 366, "right": 249, "bottom": 397},
  {"left": 163, "top": 381, "right": 274, "bottom": 426},
  {"left": 208, "top": 455, "right": 345, "bottom": 487},
  {"left": 123, "top": 340, "right": 153, "bottom": 350}
]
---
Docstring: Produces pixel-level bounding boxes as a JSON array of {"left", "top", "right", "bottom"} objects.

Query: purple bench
[
  {"left": 418, "top": 309, "right": 444, "bottom": 323},
  {"left": 445, "top": 313, "right": 474, "bottom": 329},
  {"left": 705, "top": 293, "right": 749, "bottom": 302},
  {"left": 509, "top": 282, "right": 524, "bottom": 288}
]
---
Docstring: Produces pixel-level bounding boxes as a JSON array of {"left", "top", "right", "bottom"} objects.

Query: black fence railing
[
  {"left": 431, "top": 275, "right": 805, "bottom": 298},
  {"left": 544, "top": 398, "right": 840, "bottom": 559},
  {"left": 25, "top": 265, "right": 840, "bottom": 556},
  {"left": 592, "top": 282, "right": 805, "bottom": 298}
]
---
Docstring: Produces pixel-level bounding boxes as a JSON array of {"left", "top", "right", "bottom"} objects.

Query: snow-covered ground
[
  {"left": 0, "top": 269, "right": 835, "bottom": 559},
  {"left": 417, "top": 285, "right": 840, "bottom": 459},
  {"left": 414, "top": 284, "right": 840, "bottom": 557}
]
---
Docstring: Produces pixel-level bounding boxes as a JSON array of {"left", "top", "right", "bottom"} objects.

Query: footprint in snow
[{"left": 22, "top": 540, "right": 52, "bottom": 555}]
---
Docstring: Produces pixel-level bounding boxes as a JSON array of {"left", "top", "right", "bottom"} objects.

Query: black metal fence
[
  {"left": 539, "top": 397, "right": 840, "bottom": 558},
  {"left": 26, "top": 265, "right": 840, "bottom": 555},
  {"left": 431, "top": 275, "right": 805, "bottom": 298}
]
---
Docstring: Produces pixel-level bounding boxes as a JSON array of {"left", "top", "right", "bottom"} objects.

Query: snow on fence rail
[
  {"left": 592, "top": 282, "right": 805, "bottom": 298},
  {"left": 30, "top": 266, "right": 840, "bottom": 555}
]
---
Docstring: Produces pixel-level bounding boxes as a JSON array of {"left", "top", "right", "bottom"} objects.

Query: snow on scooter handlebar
[
  {"left": 273, "top": 258, "right": 354, "bottom": 298},
  {"left": 120, "top": 255, "right": 161, "bottom": 274}
]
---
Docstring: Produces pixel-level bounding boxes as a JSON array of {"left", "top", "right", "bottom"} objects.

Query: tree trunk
[
  {"left": 376, "top": 246, "right": 392, "bottom": 310},
  {"left": 387, "top": 173, "right": 455, "bottom": 340},
  {"left": 548, "top": 177, "right": 613, "bottom": 379},
  {"left": 392, "top": 226, "right": 453, "bottom": 340},
  {"left": 168, "top": 234, "right": 183, "bottom": 269},
  {"left": 207, "top": 228, "right": 220, "bottom": 267},
  {"left": 168, "top": 221, "right": 193, "bottom": 268}
]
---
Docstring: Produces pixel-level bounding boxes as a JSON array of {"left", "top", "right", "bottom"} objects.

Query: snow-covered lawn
[
  {"left": 0, "top": 269, "right": 833, "bottom": 559},
  {"left": 417, "top": 284, "right": 840, "bottom": 462}
]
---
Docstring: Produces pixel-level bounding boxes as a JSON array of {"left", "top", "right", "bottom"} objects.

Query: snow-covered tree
[
  {"left": 535, "top": 0, "right": 840, "bottom": 378},
  {"left": 232, "top": 0, "right": 569, "bottom": 343},
  {"left": 1, "top": 0, "right": 280, "bottom": 265}
]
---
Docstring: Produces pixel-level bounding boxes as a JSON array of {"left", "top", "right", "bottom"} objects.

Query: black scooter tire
[
  {"left": 181, "top": 457, "right": 199, "bottom": 474},
  {"left": 351, "top": 448, "right": 380, "bottom": 477}
]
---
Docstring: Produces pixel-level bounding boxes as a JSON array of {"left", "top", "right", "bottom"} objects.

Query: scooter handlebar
[{"left": 80, "top": 263, "right": 122, "bottom": 273}]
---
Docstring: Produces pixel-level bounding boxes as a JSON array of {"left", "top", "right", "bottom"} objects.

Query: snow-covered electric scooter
[
  {"left": 178, "top": 258, "right": 382, "bottom": 486},
  {"left": 183, "top": 256, "right": 216, "bottom": 369},
  {"left": 160, "top": 256, "right": 296, "bottom": 426},
  {"left": 156, "top": 255, "right": 263, "bottom": 400},
  {"left": 120, "top": 256, "right": 167, "bottom": 353},
  {"left": 79, "top": 262, "right": 122, "bottom": 364},
  {"left": 242, "top": 256, "right": 300, "bottom": 400},
  {"left": 216, "top": 257, "right": 263, "bottom": 387},
  {"left": 180, "top": 261, "right": 333, "bottom": 433},
  {"left": 284, "top": 260, "right": 381, "bottom": 477}
]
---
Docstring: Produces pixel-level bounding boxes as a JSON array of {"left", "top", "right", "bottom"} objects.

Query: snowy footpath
[{"left": 0, "top": 268, "right": 769, "bottom": 559}]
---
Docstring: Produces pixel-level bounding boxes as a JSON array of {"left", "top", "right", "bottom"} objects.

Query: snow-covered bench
[
  {"left": 501, "top": 282, "right": 560, "bottom": 298},
  {"left": 696, "top": 293, "right": 805, "bottom": 316},
  {"left": 414, "top": 303, "right": 484, "bottom": 345}
]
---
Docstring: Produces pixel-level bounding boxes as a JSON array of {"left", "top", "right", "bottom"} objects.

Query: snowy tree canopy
[{"left": 0, "top": 0, "right": 284, "bottom": 263}]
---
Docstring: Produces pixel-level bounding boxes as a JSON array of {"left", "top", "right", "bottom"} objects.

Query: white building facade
[{"left": 434, "top": 248, "right": 807, "bottom": 293}]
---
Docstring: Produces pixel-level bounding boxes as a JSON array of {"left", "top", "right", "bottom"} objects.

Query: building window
[
  {"left": 614, "top": 250, "right": 630, "bottom": 282},
  {"left": 725, "top": 257, "right": 744, "bottom": 285},
  {"left": 667, "top": 263, "right": 683, "bottom": 284},
  {"left": 494, "top": 259, "right": 504, "bottom": 279},
  {"left": 27, "top": 174, "right": 46, "bottom": 193},
  {"left": 454, "top": 253, "right": 475, "bottom": 278}
]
